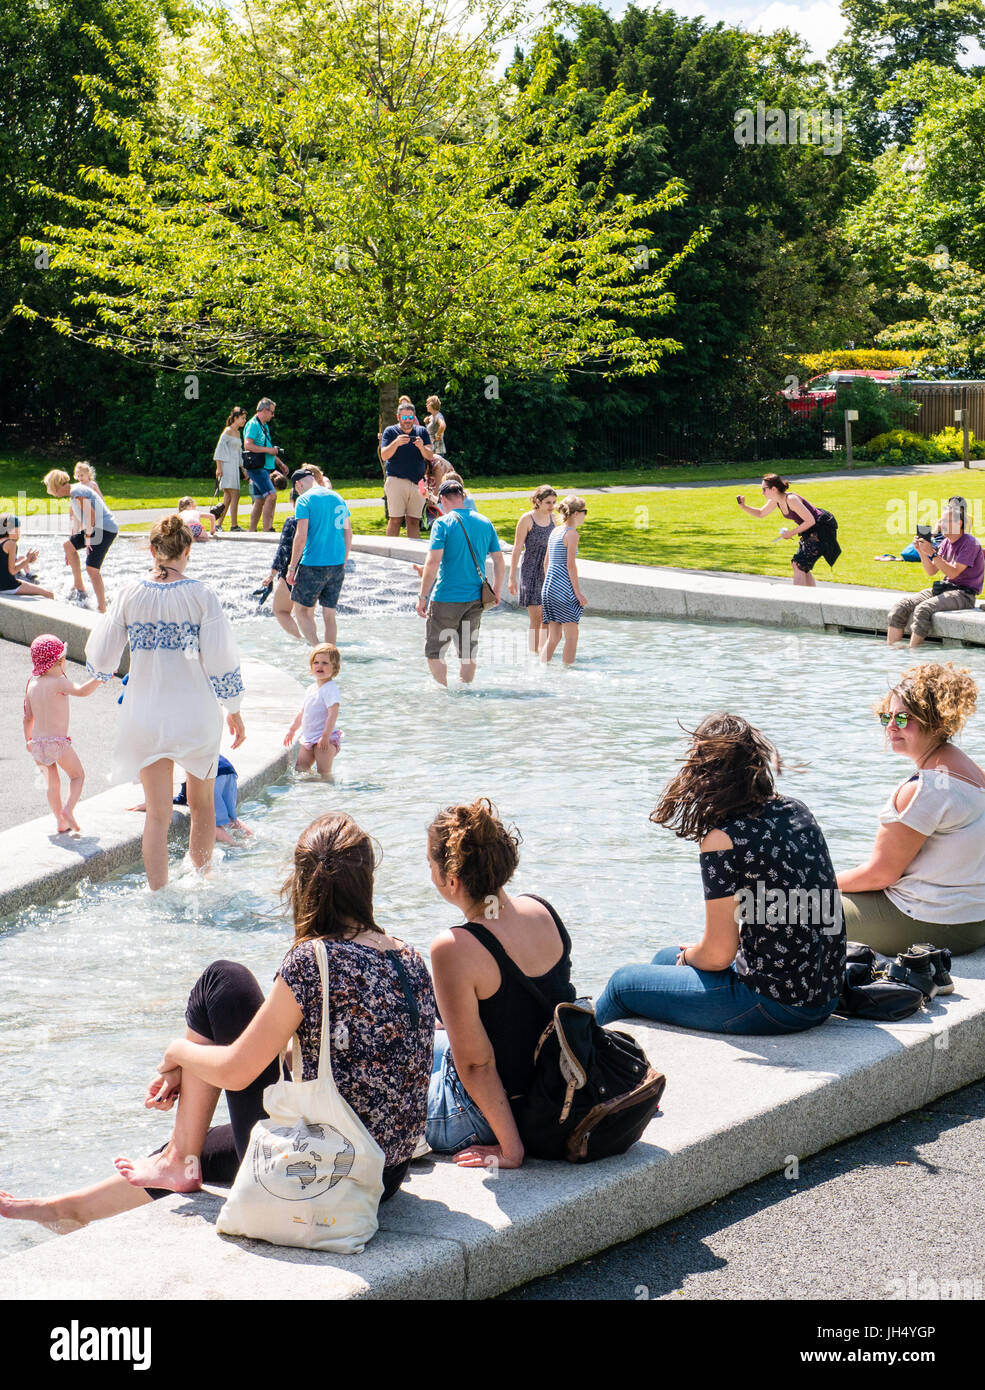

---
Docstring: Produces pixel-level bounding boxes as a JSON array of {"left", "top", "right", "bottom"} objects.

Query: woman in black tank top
[{"left": 425, "top": 798, "right": 576, "bottom": 1169}]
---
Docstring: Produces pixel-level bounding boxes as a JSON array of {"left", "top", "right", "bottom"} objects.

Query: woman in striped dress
[{"left": 540, "top": 496, "right": 588, "bottom": 666}]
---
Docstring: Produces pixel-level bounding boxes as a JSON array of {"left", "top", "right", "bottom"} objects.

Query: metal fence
[{"left": 591, "top": 400, "right": 830, "bottom": 467}]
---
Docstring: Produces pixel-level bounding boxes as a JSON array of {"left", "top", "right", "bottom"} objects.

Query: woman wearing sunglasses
[{"left": 837, "top": 663, "right": 985, "bottom": 955}]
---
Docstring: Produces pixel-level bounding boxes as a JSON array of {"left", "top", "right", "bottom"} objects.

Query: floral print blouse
[
  {"left": 699, "top": 795, "right": 845, "bottom": 1007},
  {"left": 277, "top": 937, "right": 435, "bottom": 1167}
]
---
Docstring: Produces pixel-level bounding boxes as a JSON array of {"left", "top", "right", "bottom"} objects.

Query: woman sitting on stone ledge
[
  {"left": 0, "top": 812, "right": 435, "bottom": 1235},
  {"left": 837, "top": 663, "right": 985, "bottom": 956},
  {"left": 596, "top": 713, "right": 845, "bottom": 1035}
]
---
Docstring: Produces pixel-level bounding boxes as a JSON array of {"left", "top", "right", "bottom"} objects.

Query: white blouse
[
  {"left": 213, "top": 432, "right": 242, "bottom": 467},
  {"left": 85, "top": 576, "right": 244, "bottom": 783},
  {"left": 881, "top": 769, "right": 985, "bottom": 923}
]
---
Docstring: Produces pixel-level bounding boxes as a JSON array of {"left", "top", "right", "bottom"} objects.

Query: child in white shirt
[{"left": 284, "top": 643, "right": 343, "bottom": 775}]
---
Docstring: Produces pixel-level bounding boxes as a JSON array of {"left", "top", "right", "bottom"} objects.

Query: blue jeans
[
  {"left": 245, "top": 466, "right": 274, "bottom": 499},
  {"left": 213, "top": 773, "right": 238, "bottom": 827},
  {"left": 426, "top": 1031, "right": 496, "bottom": 1152},
  {"left": 595, "top": 947, "right": 837, "bottom": 1035}
]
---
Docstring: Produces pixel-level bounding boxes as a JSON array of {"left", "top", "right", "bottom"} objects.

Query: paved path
[
  {"left": 505, "top": 1077, "right": 985, "bottom": 1301},
  {"left": 40, "top": 459, "right": 983, "bottom": 532},
  {"left": 0, "top": 638, "right": 122, "bottom": 833}
]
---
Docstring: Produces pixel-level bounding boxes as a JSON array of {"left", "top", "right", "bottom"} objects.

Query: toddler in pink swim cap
[{"left": 24, "top": 634, "right": 107, "bottom": 833}]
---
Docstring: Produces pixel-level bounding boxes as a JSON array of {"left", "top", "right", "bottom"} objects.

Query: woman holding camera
[{"left": 736, "top": 474, "right": 840, "bottom": 586}]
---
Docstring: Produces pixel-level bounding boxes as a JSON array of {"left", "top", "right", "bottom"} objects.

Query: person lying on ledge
[
  {"left": 596, "top": 713, "right": 845, "bottom": 1035},
  {"left": 837, "top": 663, "right": 985, "bottom": 956}
]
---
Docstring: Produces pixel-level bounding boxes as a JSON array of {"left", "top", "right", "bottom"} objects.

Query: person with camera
[
  {"left": 379, "top": 399, "right": 433, "bottom": 540},
  {"left": 886, "top": 498, "right": 983, "bottom": 648},
  {"left": 243, "top": 397, "right": 287, "bottom": 533}
]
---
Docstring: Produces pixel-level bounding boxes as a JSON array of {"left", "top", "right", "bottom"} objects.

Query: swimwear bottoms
[
  {"left": 28, "top": 734, "right": 73, "bottom": 766},
  {"left": 300, "top": 729, "right": 343, "bottom": 751}
]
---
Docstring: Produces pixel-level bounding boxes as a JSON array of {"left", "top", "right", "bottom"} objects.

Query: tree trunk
[{"left": 378, "top": 379, "right": 399, "bottom": 439}]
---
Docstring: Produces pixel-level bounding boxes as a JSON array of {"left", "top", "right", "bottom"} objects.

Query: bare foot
[
  {"left": 113, "top": 1150, "right": 202, "bottom": 1194},
  {"left": 54, "top": 816, "right": 72, "bottom": 834},
  {"left": 215, "top": 827, "right": 235, "bottom": 845},
  {"left": 0, "top": 1191, "right": 84, "bottom": 1234},
  {"left": 64, "top": 810, "right": 81, "bottom": 832}
]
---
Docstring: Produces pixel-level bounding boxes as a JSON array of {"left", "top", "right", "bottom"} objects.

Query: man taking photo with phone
[{"left": 379, "top": 400, "right": 433, "bottom": 539}]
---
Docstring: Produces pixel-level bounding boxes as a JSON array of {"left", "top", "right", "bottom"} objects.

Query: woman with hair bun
[
  {"left": 84, "top": 515, "right": 246, "bottom": 889},
  {"left": 736, "top": 474, "right": 840, "bottom": 586},
  {"left": 540, "top": 494, "right": 588, "bottom": 665},
  {"left": 596, "top": 713, "right": 844, "bottom": 1034},
  {"left": 838, "top": 664, "right": 985, "bottom": 954},
  {"left": 425, "top": 798, "right": 576, "bottom": 1169}
]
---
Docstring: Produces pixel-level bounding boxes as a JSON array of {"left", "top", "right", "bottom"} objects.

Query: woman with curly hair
[
  {"left": 595, "top": 713, "right": 844, "bottom": 1034},
  {"left": 838, "top": 664, "right": 985, "bottom": 954}
]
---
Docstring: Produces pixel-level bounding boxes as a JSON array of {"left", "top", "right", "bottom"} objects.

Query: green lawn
[
  {"left": 350, "top": 470, "right": 985, "bottom": 592},
  {"left": 0, "top": 451, "right": 937, "bottom": 515},
  {"left": 5, "top": 451, "right": 983, "bottom": 591}
]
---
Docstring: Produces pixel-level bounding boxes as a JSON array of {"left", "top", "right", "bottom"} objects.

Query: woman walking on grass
[{"left": 736, "top": 474, "right": 840, "bottom": 586}]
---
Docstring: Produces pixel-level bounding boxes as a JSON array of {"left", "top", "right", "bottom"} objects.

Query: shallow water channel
[{"left": 2, "top": 535, "right": 984, "bottom": 1258}]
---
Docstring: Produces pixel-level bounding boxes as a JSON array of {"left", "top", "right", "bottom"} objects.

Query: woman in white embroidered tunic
[{"left": 85, "top": 516, "right": 246, "bottom": 889}]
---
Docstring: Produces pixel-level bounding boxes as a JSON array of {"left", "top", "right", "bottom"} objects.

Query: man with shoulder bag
[{"left": 243, "top": 396, "right": 288, "bottom": 533}]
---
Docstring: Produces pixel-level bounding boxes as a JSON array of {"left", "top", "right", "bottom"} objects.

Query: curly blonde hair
[{"left": 876, "top": 663, "right": 978, "bottom": 741}]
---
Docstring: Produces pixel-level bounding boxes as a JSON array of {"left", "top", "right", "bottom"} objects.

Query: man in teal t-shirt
[
  {"left": 243, "top": 397, "right": 286, "bottom": 532},
  {"left": 286, "top": 472, "right": 352, "bottom": 646},
  {"left": 415, "top": 480, "right": 504, "bottom": 686}
]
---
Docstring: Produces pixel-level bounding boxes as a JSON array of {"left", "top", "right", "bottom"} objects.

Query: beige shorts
[{"left": 384, "top": 474, "right": 424, "bottom": 520}]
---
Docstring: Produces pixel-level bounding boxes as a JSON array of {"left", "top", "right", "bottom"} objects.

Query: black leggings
[{"left": 146, "top": 959, "right": 409, "bottom": 1201}]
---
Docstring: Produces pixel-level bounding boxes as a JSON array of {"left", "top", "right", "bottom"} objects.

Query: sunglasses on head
[{"left": 880, "top": 712, "right": 917, "bottom": 729}]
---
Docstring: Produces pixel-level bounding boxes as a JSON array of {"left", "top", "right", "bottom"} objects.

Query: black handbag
[
  {"left": 467, "top": 921, "right": 665, "bottom": 1163},
  {"left": 834, "top": 942, "right": 925, "bottom": 1021}
]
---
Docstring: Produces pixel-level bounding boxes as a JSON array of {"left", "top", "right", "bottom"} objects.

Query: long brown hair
[
  {"left": 428, "top": 798, "right": 520, "bottom": 902},
  {"left": 282, "top": 813, "right": 382, "bottom": 943},
  {"left": 651, "top": 713, "right": 782, "bottom": 842}
]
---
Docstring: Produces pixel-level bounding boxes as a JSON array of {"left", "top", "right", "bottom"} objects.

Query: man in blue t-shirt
[
  {"left": 415, "top": 479, "right": 504, "bottom": 685},
  {"left": 286, "top": 471, "right": 352, "bottom": 645},
  {"left": 243, "top": 397, "right": 287, "bottom": 533},
  {"left": 379, "top": 401, "right": 433, "bottom": 540}
]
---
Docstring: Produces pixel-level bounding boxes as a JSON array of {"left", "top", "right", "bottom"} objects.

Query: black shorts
[
  {"left": 68, "top": 531, "right": 86, "bottom": 551},
  {"left": 82, "top": 529, "right": 117, "bottom": 571}
]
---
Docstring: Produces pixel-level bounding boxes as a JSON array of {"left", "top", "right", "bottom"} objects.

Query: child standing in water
[
  {"left": 540, "top": 496, "right": 589, "bottom": 666},
  {"left": 23, "top": 635, "right": 105, "bottom": 832},
  {"left": 284, "top": 643, "right": 343, "bottom": 775}
]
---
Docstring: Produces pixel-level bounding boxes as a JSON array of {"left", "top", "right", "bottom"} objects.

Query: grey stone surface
[
  {"left": 6, "top": 960, "right": 984, "bottom": 1300},
  {"left": 0, "top": 657, "right": 302, "bottom": 919},
  {"left": 0, "top": 593, "right": 131, "bottom": 672}
]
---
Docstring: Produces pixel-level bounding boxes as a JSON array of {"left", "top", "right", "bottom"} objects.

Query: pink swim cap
[{"left": 30, "top": 634, "right": 67, "bottom": 676}]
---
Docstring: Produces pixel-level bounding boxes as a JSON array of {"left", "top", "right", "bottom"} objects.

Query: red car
[{"left": 783, "top": 369, "right": 904, "bottom": 417}]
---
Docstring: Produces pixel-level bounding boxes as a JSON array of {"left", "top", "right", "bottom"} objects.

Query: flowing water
[{"left": 3, "top": 534, "right": 984, "bottom": 1258}]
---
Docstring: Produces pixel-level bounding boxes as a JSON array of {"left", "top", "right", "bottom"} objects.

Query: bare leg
[
  {"left": 459, "top": 661, "right": 476, "bottom": 684},
  {"left": 313, "top": 744, "right": 337, "bottom": 776},
  {"left": 321, "top": 606, "right": 338, "bottom": 645},
  {"left": 296, "top": 745, "right": 315, "bottom": 772},
  {"left": 909, "top": 631, "right": 927, "bottom": 649},
  {"left": 0, "top": 1177, "right": 151, "bottom": 1234},
  {"left": 63, "top": 539, "right": 84, "bottom": 592},
  {"left": 406, "top": 516, "right": 421, "bottom": 540},
  {"left": 227, "top": 489, "right": 241, "bottom": 528},
  {"left": 138, "top": 759, "right": 175, "bottom": 890},
  {"left": 116, "top": 1030, "right": 221, "bottom": 1192},
  {"left": 561, "top": 621, "right": 580, "bottom": 666},
  {"left": 87, "top": 564, "right": 107, "bottom": 612},
  {"left": 427, "top": 657, "right": 448, "bottom": 687},
  {"left": 215, "top": 825, "right": 235, "bottom": 845},
  {"left": 540, "top": 622, "right": 563, "bottom": 665},
  {"left": 249, "top": 495, "right": 263, "bottom": 531},
  {"left": 262, "top": 493, "right": 276, "bottom": 531},
  {"left": 886, "top": 625, "right": 905, "bottom": 646},
  {"left": 791, "top": 562, "right": 815, "bottom": 588},
  {"left": 527, "top": 605, "right": 544, "bottom": 653},
  {"left": 293, "top": 603, "right": 319, "bottom": 646},
  {"left": 185, "top": 771, "right": 216, "bottom": 874},
  {"left": 43, "top": 764, "right": 71, "bottom": 832},
  {"left": 273, "top": 580, "right": 302, "bottom": 639},
  {"left": 57, "top": 746, "right": 86, "bottom": 830},
  {"left": 15, "top": 581, "right": 55, "bottom": 599},
  {"left": 386, "top": 515, "right": 404, "bottom": 538}
]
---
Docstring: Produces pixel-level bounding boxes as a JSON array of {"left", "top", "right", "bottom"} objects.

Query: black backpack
[
  {"left": 835, "top": 941, "right": 925, "bottom": 1022},
  {"left": 463, "top": 917, "right": 666, "bottom": 1163}
]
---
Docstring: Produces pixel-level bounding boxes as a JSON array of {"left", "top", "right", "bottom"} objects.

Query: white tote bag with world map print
[{"left": 217, "top": 938, "right": 385, "bottom": 1253}]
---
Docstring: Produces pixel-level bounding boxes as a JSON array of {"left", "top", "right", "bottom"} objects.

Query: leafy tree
[
  {"left": 21, "top": 0, "right": 703, "bottom": 434},
  {"left": 829, "top": 0, "right": 985, "bottom": 159}
]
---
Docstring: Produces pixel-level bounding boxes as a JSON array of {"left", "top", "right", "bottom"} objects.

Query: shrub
[
  {"left": 798, "top": 349, "right": 925, "bottom": 374},
  {"left": 822, "top": 379, "right": 920, "bottom": 444},
  {"left": 855, "top": 430, "right": 951, "bottom": 466},
  {"left": 931, "top": 426, "right": 985, "bottom": 461}
]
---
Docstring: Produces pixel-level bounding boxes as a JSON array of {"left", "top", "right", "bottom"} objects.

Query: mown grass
[{"left": 350, "top": 470, "right": 985, "bottom": 592}]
